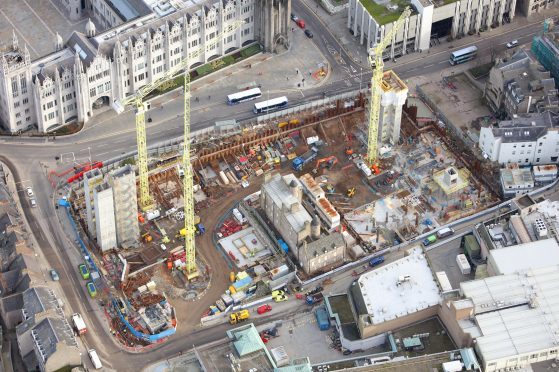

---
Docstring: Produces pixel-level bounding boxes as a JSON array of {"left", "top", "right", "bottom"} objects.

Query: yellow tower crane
[
  {"left": 113, "top": 20, "right": 244, "bottom": 276},
  {"left": 366, "top": 7, "right": 411, "bottom": 165}
]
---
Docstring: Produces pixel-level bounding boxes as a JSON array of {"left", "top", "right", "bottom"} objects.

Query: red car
[
  {"left": 296, "top": 19, "right": 305, "bottom": 29},
  {"left": 257, "top": 304, "right": 272, "bottom": 314}
]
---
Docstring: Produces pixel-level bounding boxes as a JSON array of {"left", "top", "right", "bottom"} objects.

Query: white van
[
  {"left": 88, "top": 349, "right": 102, "bottom": 369},
  {"left": 436, "top": 227, "right": 454, "bottom": 239}
]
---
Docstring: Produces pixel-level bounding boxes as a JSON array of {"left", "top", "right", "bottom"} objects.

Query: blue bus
[
  {"left": 449, "top": 46, "right": 478, "bottom": 65},
  {"left": 226, "top": 88, "right": 262, "bottom": 105},
  {"left": 253, "top": 96, "right": 288, "bottom": 114}
]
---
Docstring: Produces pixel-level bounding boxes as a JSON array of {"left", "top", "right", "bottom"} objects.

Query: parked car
[
  {"left": 30, "top": 198, "right": 37, "bottom": 208},
  {"left": 79, "top": 264, "right": 90, "bottom": 280},
  {"left": 26, "top": 187, "right": 34, "bottom": 197},
  {"left": 257, "top": 304, "right": 272, "bottom": 314},
  {"left": 295, "top": 19, "right": 305, "bottom": 29},
  {"left": 241, "top": 180, "right": 250, "bottom": 188},
  {"left": 291, "top": 13, "right": 299, "bottom": 22},
  {"left": 274, "top": 294, "right": 288, "bottom": 302},
  {"left": 49, "top": 269, "right": 60, "bottom": 281},
  {"left": 86, "top": 282, "right": 97, "bottom": 298},
  {"left": 506, "top": 39, "right": 519, "bottom": 48},
  {"left": 304, "top": 29, "right": 313, "bottom": 38},
  {"left": 271, "top": 289, "right": 285, "bottom": 298}
]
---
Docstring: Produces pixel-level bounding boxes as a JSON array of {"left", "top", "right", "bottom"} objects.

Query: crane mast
[
  {"left": 367, "top": 7, "right": 411, "bottom": 166},
  {"left": 113, "top": 21, "right": 244, "bottom": 277}
]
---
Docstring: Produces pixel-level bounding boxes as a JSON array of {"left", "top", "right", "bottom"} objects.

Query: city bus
[
  {"left": 449, "top": 46, "right": 478, "bottom": 65},
  {"left": 226, "top": 88, "right": 262, "bottom": 105},
  {"left": 253, "top": 96, "right": 288, "bottom": 114}
]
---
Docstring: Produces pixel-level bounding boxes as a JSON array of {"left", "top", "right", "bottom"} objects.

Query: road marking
[
  {"left": 96, "top": 151, "right": 111, "bottom": 156},
  {"left": 425, "top": 64, "right": 434, "bottom": 68},
  {"left": 350, "top": 65, "right": 357, "bottom": 73},
  {"left": 0, "top": 9, "right": 40, "bottom": 56},
  {"left": 438, "top": 60, "right": 448, "bottom": 64},
  {"left": 21, "top": 0, "right": 56, "bottom": 36}
]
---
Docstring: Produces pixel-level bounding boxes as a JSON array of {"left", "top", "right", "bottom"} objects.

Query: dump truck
[
  {"left": 71, "top": 313, "right": 87, "bottom": 335},
  {"left": 292, "top": 149, "right": 318, "bottom": 171},
  {"left": 229, "top": 309, "right": 250, "bottom": 325}
]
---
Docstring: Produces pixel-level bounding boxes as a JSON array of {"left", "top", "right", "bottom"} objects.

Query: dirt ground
[{"left": 296, "top": 112, "right": 378, "bottom": 210}]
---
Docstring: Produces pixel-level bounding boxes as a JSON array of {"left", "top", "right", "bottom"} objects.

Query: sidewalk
[{"left": 300, "top": 0, "right": 558, "bottom": 69}]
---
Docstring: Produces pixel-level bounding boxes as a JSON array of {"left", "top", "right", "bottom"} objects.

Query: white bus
[
  {"left": 449, "top": 46, "right": 478, "bottom": 65},
  {"left": 226, "top": 88, "right": 262, "bottom": 105},
  {"left": 253, "top": 96, "right": 288, "bottom": 114}
]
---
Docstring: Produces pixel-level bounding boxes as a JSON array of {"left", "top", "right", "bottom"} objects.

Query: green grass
[
  {"left": 359, "top": 0, "right": 409, "bottom": 25},
  {"left": 148, "top": 44, "right": 262, "bottom": 99}
]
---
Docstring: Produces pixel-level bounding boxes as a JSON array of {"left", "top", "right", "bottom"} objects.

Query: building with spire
[{"left": 0, "top": 0, "right": 290, "bottom": 133}]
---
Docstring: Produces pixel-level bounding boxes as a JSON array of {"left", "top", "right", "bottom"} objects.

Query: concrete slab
[{"left": 217, "top": 227, "right": 273, "bottom": 269}]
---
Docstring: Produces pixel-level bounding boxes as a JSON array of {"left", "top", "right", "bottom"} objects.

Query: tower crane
[
  {"left": 113, "top": 20, "right": 244, "bottom": 277},
  {"left": 366, "top": 7, "right": 411, "bottom": 166}
]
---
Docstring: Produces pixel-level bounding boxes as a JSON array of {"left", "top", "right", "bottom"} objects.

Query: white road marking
[
  {"left": 438, "top": 60, "right": 448, "bottom": 64},
  {"left": 425, "top": 64, "right": 434, "bottom": 68}
]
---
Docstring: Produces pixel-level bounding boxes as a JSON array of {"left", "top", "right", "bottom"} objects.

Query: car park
[
  {"left": 506, "top": 39, "right": 519, "bottom": 48},
  {"left": 257, "top": 304, "right": 272, "bottom": 314},
  {"left": 304, "top": 29, "right": 313, "bottom": 38},
  {"left": 86, "top": 282, "right": 97, "bottom": 298},
  {"left": 79, "top": 264, "right": 90, "bottom": 280},
  {"left": 49, "top": 269, "right": 60, "bottom": 281}
]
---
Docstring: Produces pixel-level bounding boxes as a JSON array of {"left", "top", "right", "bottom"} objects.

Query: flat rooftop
[
  {"left": 381, "top": 70, "right": 407, "bottom": 92},
  {"left": 490, "top": 239, "right": 559, "bottom": 275},
  {"left": 217, "top": 227, "right": 272, "bottom": 269},
  {"left": 461, "top": 266, "right": 559, "bottom": 362},
  {"left": 359, "top": 0, "right": 413, "bottom": 26},
  {"left": 356, "top": 249, "right": 441, "bottom": 325},
  {"left": 500, "top": 168, "right": 535, "bottom": 189}
]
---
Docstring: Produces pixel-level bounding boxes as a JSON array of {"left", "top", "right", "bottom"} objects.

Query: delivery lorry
[{"left": 71, "top": 313, "right": 87, "bottom": 335}]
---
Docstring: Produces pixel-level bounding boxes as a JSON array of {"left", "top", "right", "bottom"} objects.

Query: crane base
[{"left": 187, "top": 270, "right": 200, "bottom": 280}]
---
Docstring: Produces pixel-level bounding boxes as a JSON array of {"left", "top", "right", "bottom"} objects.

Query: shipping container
[
  {"left": 216, "top": 299, "right": 226, "bottom": 312},
  {"left": 456, "top": 254, "right": 471, "bottom": 274},
  {"left": 233, "top": 276, "right": 253, "bottom": 291},
  {"left": 231, "top": 291, "right": 247, "bottom": 304},
  {"left": 221, "top": 294, "right": 234, "bottom": 307},
  {"left": 315, "top": 306, "right": 330, "bottom": 331},
  {"left": 435, "top": 271, "right": 453, "bottom": 292},
  {"left": 463, "top": 235, "right": 480, "bottom": 259}
]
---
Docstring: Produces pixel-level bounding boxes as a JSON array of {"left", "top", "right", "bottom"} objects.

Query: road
[{"left": 0, "top": 3, "right": 553, "bottom": 369}]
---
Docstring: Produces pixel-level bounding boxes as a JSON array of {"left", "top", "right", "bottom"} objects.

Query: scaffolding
[{"left": 532, "top": 19, "right": 559, "bottom": 86}]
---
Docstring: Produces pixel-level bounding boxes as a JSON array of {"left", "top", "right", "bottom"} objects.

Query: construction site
[{"left": 45, "top": 8, "right": 502, "bottom": 347}]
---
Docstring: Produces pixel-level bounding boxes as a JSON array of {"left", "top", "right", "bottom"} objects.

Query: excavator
[
  {"left": 313, "top": 156, "right": 338, "bottom": 173},
  {"left": 347, "top": 187, "right": 356, "bottom": 198}
]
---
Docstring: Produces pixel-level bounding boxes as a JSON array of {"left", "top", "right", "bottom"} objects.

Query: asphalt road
[{"left": 0, "top": 5, "right": 553, "bottom": 370}]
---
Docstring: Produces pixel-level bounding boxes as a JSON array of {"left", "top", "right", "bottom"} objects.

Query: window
[
  {"left": 105, "top": 81, "right": 111, "bottom": 91},
  {"left": 20, "top": 75, "right": 27, "bottom": 94},
  {"left": 90, "top": 87, "right": 96, "bottom": 97},
  {"left": 25, "top": 108, "right": 29, "bottom": 114},
  {"left": 525, "top": 159, "right": 529, "bottom": 163},
  {"left": 14, "top": 101, "right": 20, "bottom": 108},
  {"left": 536, "top": 158, "right": 540, "bottom": 162},
  {"left": 23, "top": 98, "right": 28, "bottom": 104},
  {"left": 48, "top": 112, "right": 55, "bottom": 120},
  {"left": 47, "top": 101, "right": 54, "bottom": 109},
  {"left": 15, "top": 112, "right": 20, "bottom": 118},
  {"left": 11, "top": 77, "right": 18, "bottom": 98},
  {"left": 26, "top": 116, "right": 30, "bottom": 122}
]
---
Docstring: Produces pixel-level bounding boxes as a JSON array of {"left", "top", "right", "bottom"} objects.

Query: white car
[
  {"left": 506, "top": 40, "right": 519, "bottom": 48},
  {"left": 160, "top": 244, "right": 167, "bottom": 251},
  {"left": 30, "top": 198, "right": 37, "bottom": 208},
  {"left": 26, "top": 187, "right": 34, "bottom": 197},
  {"left": 241, "top": 180, "right": 250, "bottom": 188}
]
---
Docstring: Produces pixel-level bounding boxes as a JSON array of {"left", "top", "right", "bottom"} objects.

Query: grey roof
[
  {"left": 495, "top": 49, "right": 532, "bottom": 71},
  {"left": 33, "top": 317, "right": 77, "bottom": 361},
  {"left": 66, "top": 32, "right": 99, "bottom": 66},
  {"left": 106, "top": 0, "right": 152, "bottom": 22},
  {"left": 302, "top": 232, "right": 345, "bottom": 258},
  {"left": 491, "top": 112, "right": 558, "bottom": 142},
  {"left": 1, "top": 292, "right": 24, "bottom": 312},
  {"left": 22, "top": 287, "right": 61, "bottom": 319}
]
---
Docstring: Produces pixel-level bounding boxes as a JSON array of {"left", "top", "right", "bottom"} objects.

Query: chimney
[
  {"left": 289, "top": 179, "right": 299, "bottom": 200},
  {"left": 311, "top": 215, "right": 321, "bottom": 239}
]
